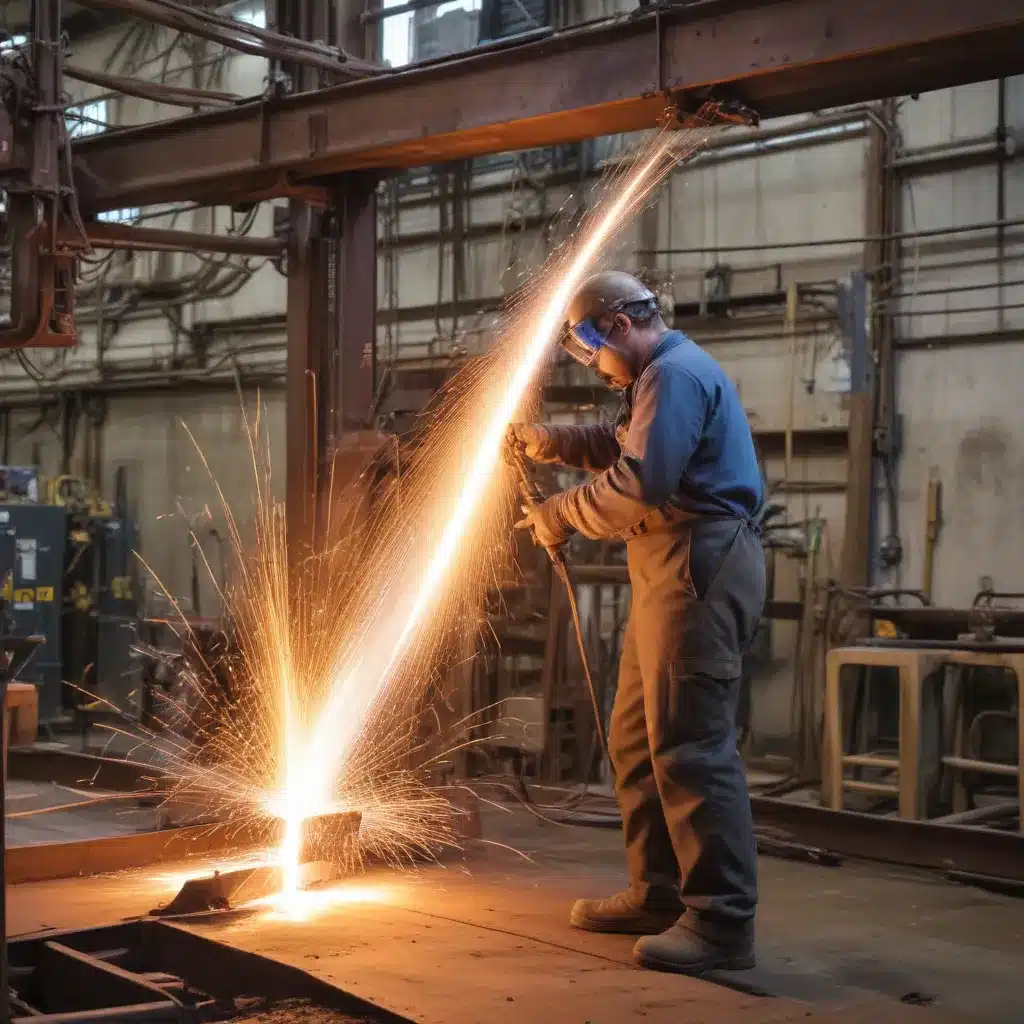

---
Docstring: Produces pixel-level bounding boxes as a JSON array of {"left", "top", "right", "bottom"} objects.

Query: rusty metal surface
[
  {"left": 285, "top": 0, "right": 379, "bottom": 549},
  {"left": 334, "top": 174, "right": 378, "bottom": 436},
  {"left": 8, "top": 919, "right": 410, "bottom": 1023},
  {"left": 5, "top": 820, "right": 278, "bottom": 885},
  {"left": 750, "top": 797, "right": 1024, "bottom": 882},
  {"left": 145, "top": 922, "right": 412, "bottom": 1020},
  {"left": 1, "top": 0, "right": 80, "bottom": 348},
  {"left": 73, "top": 0, "right": 1024, "bottom": 211}
]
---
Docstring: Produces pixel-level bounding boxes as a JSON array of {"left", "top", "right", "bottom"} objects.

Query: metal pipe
[
  {"left": 64, "top": 63, "right": 240, "bottom": 108},
  {"left": 183, "top": 0, "right": 380, "bottom": 65},
  {"left": 933, "top": 800, "right": 1018, "bottom": 826},
  {"left": 890, "top": 137, "right": 1011, "bottom": 172},
  {"left": 890, "top": 301, "right": 1024, "bottom": 317},
  {"left": 636, "top": 216, "right": 1024, "bottom": 257},
  {"left": 897, "top": 327, "right": 1024, "bottom": 350},
  {"left": 72, "top": 0, "right": 381, "bottom": 77},
  {"left": 69, "top": 220, "right": 284, "bottom": 256},
  {"left": 361, "top": 0, "right": 459, "bottom": 22},
  {"left": 997, "top": 78, "right": 1007, "bottom": 332},
  {"left": 888, "top": 276, "right": 1024, "bottom": 300},
  {"left": 942, "top": 755, "right": 1018, "bottom": 777}
]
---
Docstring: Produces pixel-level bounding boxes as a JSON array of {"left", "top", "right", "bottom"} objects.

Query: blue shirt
[
  {"left": 550, "top": 331, "right": 763, "bottom": 540},
  {"left": 628, "top": 331, "right": 763, "bottom": 518}
]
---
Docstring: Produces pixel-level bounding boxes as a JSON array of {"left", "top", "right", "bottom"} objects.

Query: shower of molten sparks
[
  {"left": 266, "top": 123, "right": 718, "bottom": 912},
  {"left": 115, "top": 123, "right": 718, "bottom": 918}
]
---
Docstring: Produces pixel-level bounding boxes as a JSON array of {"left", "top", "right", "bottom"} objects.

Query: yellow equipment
[{"left": 41, "top": 475, "right": 112, "bottom": 517}]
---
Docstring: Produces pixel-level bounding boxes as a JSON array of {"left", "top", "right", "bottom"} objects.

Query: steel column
[
  {"left": 333, "top": 173, "right": 377, "bottom": 435},
  {"left": 285, "top": 0, "right": 379, "bottom": 553},
  {"left": 285, "top": 200, "right": 329, "bottom": 553}
]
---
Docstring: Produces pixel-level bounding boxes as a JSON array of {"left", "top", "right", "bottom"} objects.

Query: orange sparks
[
  {"left": 266, "top": 123, "right": 717, "bottom": 913},
  {"left": 127, "top": 121, "right": 719, "bottom": 921}
]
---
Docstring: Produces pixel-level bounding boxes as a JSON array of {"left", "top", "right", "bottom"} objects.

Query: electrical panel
[{"left": 0, "top": 503, "right": 67, "bottom": 722}]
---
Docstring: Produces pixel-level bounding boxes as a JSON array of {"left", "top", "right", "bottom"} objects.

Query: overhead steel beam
[
  {"left": 66, "top": 220, "right": 284, "bottom": 255},
  {"left": 73, "top": 0, "right": 1024, "bottom": 212}
]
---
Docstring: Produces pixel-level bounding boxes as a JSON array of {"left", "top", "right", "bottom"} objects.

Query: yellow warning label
[
  {"left": 111, "top": 576, "right": 133, "bottom": 601},
  {"left": 13, "top": 587, "right": 34, "bottom": 603},
  {"left": 36, "top": 586, "right": 54, "bottom": 601},
  {"left": 2, "top": 573, "right": 11, "bottom": 601}
]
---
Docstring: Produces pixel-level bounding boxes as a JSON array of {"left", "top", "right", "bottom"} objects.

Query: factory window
[
  {"left": 232, "top": 3, "right": 267, "bottom": 28},
  {"left": 381, "top": 0, "right": 482, "bottom": 69},
  {"left": 97, "top": 208, "right": 141, "bottom": 224},
  {"left": 0, "top": 33, "right": 27, "bottom": 53},
  {"left": 67, "top": 99, "right": 108, "bottom": 138}
]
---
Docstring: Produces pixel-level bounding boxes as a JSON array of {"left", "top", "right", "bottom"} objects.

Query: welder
[{"left": 509, "top": 270, "right": 765, "bottom": 975}]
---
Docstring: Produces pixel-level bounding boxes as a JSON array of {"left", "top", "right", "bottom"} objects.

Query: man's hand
[
  {"left": 506, "top": 423, "right": 551, "bottom": 462},
  {"left": 514, "top": 495, "right": 574, "bottom": 552}
]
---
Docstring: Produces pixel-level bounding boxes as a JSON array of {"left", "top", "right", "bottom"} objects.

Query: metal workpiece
[{"left": 71, "top": 0, "right": 1024, "bottom": 211}]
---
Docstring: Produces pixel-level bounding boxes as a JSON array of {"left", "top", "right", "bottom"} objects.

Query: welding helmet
[{"left": 561, "top": 271, "right": 658, "bottom": 367}]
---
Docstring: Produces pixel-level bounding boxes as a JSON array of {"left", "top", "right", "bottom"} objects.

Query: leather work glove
[
  {"left": 505, "top": 423, "right": 552, "bottom": 463},
  {"left": 514, "top": 496, "right": 574, "bottom": 553}
]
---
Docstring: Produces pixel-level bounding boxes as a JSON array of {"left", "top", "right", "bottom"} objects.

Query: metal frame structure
[{"left": 72, "top": 0, "right": 1024, "bottom": 212}]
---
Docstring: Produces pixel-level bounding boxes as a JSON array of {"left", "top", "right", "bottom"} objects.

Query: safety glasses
[{"left": 561, "top": 317, "right": 609, "bottom": 367}]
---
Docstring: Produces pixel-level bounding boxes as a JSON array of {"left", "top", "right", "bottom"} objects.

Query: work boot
[
  {"left": 633, "top": 911, "right": 755, "bottom": 974},
  {"left": 569, "top": 888, "right": 683, "bottom": 935}
]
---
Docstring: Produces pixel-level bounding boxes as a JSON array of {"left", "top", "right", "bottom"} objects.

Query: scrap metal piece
[
  {"left": 151, "top": 860, "right": 341, "bottom": 919},
  {"left": 294, "top": 810, "right": 363, "bottom": 873}
]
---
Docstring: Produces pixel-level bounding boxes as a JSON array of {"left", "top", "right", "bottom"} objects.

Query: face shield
[{"left": 561, "top": 316, "right": 610, "bottom": 367}]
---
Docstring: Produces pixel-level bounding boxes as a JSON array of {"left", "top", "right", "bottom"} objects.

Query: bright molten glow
[
  {"left": 269, "top": 125, "right": 717, "bottom": 915},
  {"left": 258, "top": 882, "right": 390, "bottom": 922},
  {"left": 120, "top": 123, "right": 717, "bottom": 921}
]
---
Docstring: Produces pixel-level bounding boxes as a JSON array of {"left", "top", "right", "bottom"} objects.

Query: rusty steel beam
[
  {"left": 73, "top": 0, "right": 1024, "bottom": 212},
  {"left": 69, "top": 219, "right": 284, "bottom": 256}
]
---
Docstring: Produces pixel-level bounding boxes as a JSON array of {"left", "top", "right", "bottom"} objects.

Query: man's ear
[{"left": 612, "top": 312, "right": 631, "bottom": 335}]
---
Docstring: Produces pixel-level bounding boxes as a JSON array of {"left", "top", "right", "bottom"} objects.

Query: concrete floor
[{"left": 6, "top": 800, "right": 1022, "bottom": 1023}]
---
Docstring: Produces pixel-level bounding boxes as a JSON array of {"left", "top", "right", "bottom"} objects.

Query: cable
[{"left": 505, "top": 443, "right": 609, "bottom": 760}]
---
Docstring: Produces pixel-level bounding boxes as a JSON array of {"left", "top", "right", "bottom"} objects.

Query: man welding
[{"left": 508, "top": 270, "right": 765, "bottom": 975}]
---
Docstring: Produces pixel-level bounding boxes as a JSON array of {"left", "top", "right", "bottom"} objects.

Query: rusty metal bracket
[{"left": 659, "top": 93, "right": 761, "bottom": 131}]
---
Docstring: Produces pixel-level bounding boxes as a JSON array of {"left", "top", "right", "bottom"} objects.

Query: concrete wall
[{"left": 889, "top": 80, "right": 1024, "bottom": 606}]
